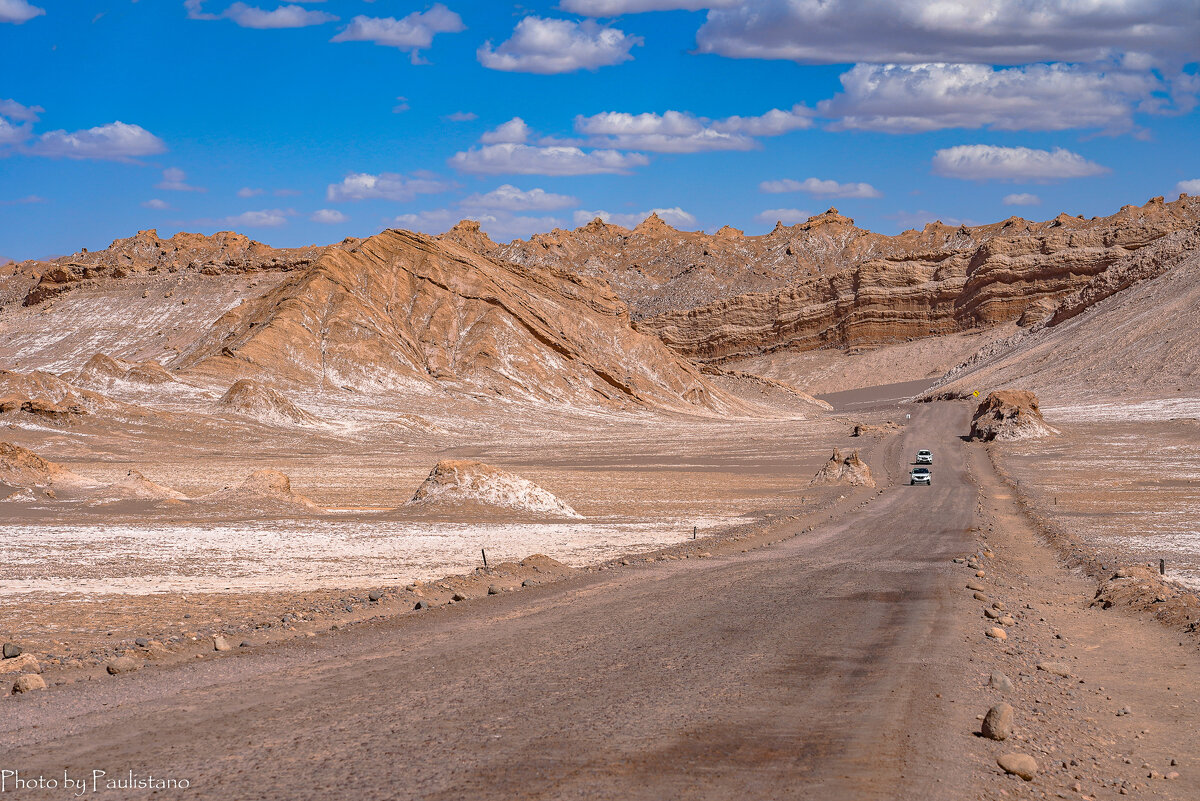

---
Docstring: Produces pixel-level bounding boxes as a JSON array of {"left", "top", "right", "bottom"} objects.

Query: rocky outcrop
[
  {"left": 969, "top": 391, "right": 1058, "bottom": 441},
  {"left": 190, "top": 469, "right": 322, "bottom": 513},
  {"left": 929, "top": 226, "right": 1200, "bottom": 404},
  {"left": 810, "top": 449, "right": 875, "bottom": 487},
  {"left": 173, "top": 229, "right": 743, "bottom": 413},
  {"left": 15, "top": 229, "right": 342, "bottom": 307},
  {"left": 73, "top": 353, "right": 176, "bottom": 387},
  {"left": 407, "top": 459, "right": 581, "bottom": 518},
  {"left": 636, "top": 196, "right": 1200, "bottom": 362},
  {"left": 218, "top": 379, "right": 317, "bottom": 426},
  {"left": 0, "top": 441, "right": 88, "bottom": 489}
]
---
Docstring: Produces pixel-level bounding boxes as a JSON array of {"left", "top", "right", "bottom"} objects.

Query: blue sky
[{"left": 2, "top": 0, "right": 1199, "bottom": 261}]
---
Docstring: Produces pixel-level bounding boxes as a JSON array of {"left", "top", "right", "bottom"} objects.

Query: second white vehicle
[{"left": 910, "top": 467, "right": 932, "bottom": 485}]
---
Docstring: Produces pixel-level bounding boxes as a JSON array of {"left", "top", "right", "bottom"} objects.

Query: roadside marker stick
[
  {"left": 693, "top": 526, "right": 697, "bottom": 539},
  {"left": 482, "top": 549, "right": 488, "bottom": 569},
  {"left": 1160, "top": 558, "right": 1166, "bottom": 576}
]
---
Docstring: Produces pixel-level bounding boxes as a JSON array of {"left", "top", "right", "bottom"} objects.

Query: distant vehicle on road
[
  {"left": 910, "top": 467, "right": 932, "bottom": 486},
  {"left": 915, "top": 450, "right": 933, "bottom": 464}
]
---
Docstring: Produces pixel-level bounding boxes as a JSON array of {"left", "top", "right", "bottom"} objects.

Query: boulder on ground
[
  {"left": 982, "top": 702, "right": 1014, "bottom": 740},
  {"left": 810, "top": 449, "right": 875, "bottom": 487},
  {"left": 969, "top": 390, "right": 1059, "bottom": 442},
  {"left": 106, "top": 656, "right": 140, "bottom": 675},
  {"left": 407, "top": 460, "right": 582, "bottom": 518},
  {"left": 997, "top": 753, "right": 1038, "bottom": 781},
  {"left": 0, "top": 653, "right": 40, "bottom": 675},
  {"left": 11, "top": 674, "right": 46, "bottom": 694}
]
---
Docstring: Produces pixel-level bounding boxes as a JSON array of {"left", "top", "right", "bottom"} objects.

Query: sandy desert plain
[{"left": 0, "top": 195, "right": 1198, "bottom": 800}]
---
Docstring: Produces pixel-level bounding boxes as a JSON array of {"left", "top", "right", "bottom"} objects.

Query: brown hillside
[{"left": 171, "top": 229, "right": 741, "bottom": 413}]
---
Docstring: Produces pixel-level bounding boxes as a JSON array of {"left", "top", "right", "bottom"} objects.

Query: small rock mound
[
  {"left": 969, "top": 390, "right": 1059, "bottom": 441},
  {"left": 219, "top": 379, "right": 317, "bottom": 425},
  {"left": 408, "top": 460, "right": 582, "bottom": 518},
  {"left": 810, "top": 449, "right": 875, "bottom": 487},
  {"left": 851, "top": 421, "right": 901, "bottom": 437},
  {"left": 191, "top": 469, "right": 322, "bottom": 513},
  {"left": 108, "top": 469, "right": 186, "bottom": 501},
  {"left": 75, "top": 353, "right": 177, "bottom": 387},
  {"left": 0, "top": 441, "right": 87, "bottom": 489}
]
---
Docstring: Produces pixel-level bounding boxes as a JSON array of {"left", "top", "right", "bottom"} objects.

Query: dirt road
[
  {"left": 1, "top": 404, "right": 978, "bottom": 799},
  {"left": 5, "top": 403, "right": 1191, "bottom": 799}
]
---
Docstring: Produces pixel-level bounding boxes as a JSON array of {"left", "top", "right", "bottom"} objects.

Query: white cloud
[
  {"left": 449, "top": 143, "right": 649, "bottom": 176},
  {"left": 695, "top": 1, "right": 1200, "bottom": 66},
  {"left": 310, "top": 208, "right": 348, "bottom": 223},
  {"left": 461, "top": 185, "right": 577, "bottom": 212},
  {"left": 573, "top": 207, "right": 697, "bottom": 229},
  {"left": 331, "top": 5, "right": 464, "bottom": 63},
  {"left": 221, "top": 209, "right": 290, "bottom": 227},
  {"left": 0, "top": 0, "right": 44, "bottom": 24},
  {"left": 1177, "top": 179, "right": 1200, "bottom": 195},
  {"left": 392, "top": 208, "right": 566, "bottom": 242},
  {"left": 222, "top": 3, "right": 336, "bottom": 29},
  {"left": 480, "top": 117, "right": 532, "bottom": 145},
  {"left": 325, "top": 172, "right": 453, "bottom": 202},
  {"left": 0, "top": 194, "right": 45, "bottom": 205},
  {"left": 392, "top": 96, "right": 409, "bottom": 114},
  {"left": 572, "top": 105, "right": 811, "bottom": 153},
  {"left": 0, "top": 98, "right": 42, "bottom": 122},
  {"left": 156, "top": 167, "right": 205, "bottom": 192},
  {"left": 237, "top": 187, "right": 264, "bottom": 198},
  {"left": 932, "top": 145, "right": 1109, "bottom": 182},
  {"left": 755, "top": 208, "right": 813, "bottom": 225},
  {"left": 478, "top": 17, "right": 641, "bottom": 75},
  {"left": 561, "top": 0, "right": 740, "bottom": 12},
  {"left": 142, "top": 198, "right": 171, "bottom": 210},
  {"left": 1002, "top": 193, "right": 1041, "bottom": 206},
  {"left": 818, "top": 63, "right": 1167, "bottom": 134},
  {"left": 443, "top": 111, "right": 478, "bottom": 122},
  {"left": 0, "top": 116, "right": 30, "bottom": 146},
  {"left": 759, "top": 177, "right": 881, "bottom": 198},
  {"left": 28, "top": 121, "right": 166, "bottom": 161}
]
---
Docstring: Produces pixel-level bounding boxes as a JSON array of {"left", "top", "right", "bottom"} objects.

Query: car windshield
[{"left": 913, "top": 468, "right": 929, "bottom": 474}]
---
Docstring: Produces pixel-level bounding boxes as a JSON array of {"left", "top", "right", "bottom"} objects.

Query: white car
[
  {"left": 915, "top": 449, "right": 933, "bottom": 464},
  {"left": 910, "top": 467, "right": 932, "bottom": 485}
]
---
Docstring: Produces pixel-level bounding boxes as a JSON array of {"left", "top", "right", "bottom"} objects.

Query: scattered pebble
[
  {"left": 106, "top": 656, "right": 140, "bottom": 675},
  {"left": 987, "top": 627, "right": 1008, "bottom": 641},
  {"left": 997, "top": 753, "right": 1038, "bottom": 781},
  {"left": 2, "top": 642, "right": 21, "bottom": 659}
]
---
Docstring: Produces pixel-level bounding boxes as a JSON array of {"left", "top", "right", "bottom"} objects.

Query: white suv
[
  {"left": 910, "top": 467, "right": 932, "bottom": 485},
  {"left": 915, "top": 450, "right": 933, "bottom": 464}
]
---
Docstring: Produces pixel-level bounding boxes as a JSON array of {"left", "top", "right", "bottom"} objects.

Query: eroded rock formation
[
  {"left": 969, "top": 391, "right": 1059, "bottom": 442},
  {"left": 407, "top": 459, "right": 582, "bottom": 518},
  {"left": 810, "top": 449, "right": 875, "bottom": 487}
]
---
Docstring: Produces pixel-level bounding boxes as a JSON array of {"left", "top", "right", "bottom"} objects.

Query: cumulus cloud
[
  {"left": 237, "top": 187, "right": 264, "bottom": 198},
  {"left": 0, "top": 0, "right": 45, "bottom": 24},
  {"left": 0, "top": 116, "right": 30, "bottom": 146},
  {"left": 695, "top": 0, "right": 1200, "bottom": 66},
  {"left": 0, "top": 98, "right": 42, "bottom": 122},
  {"left": 1002, "top": 193, "right": 1041, "bottom": 206},
  {"left": 461, "top": 184, "right": 577, "bottom": 212},
  {"left": 28, "top": 121, "right": 166, "bottom": 161},
  {"left": 478, "top": 17, "right": 641, "bottom": 74},
  {"left": 1178, "top": 179, "right": 1200, "bottom": 195},
  {"left": 572, "top": 207, "right": 697, "bottom": 228},
  {"left": 310, "top": 208, "right": 348, "bottom": 223},
  {"left": 561, "top": 0, "right": 740, "bottom": 12},
  {"left": 572, "top": 106, "right": 811, "bottom": 152},
  {"left": 480, "top": 117, "right": 532, "bottom": 145},
  {"left": 222, "top": 3, "right": 336, "bottom": 29},
  {"left": 142, "top": 198, "right": 171, "bottom": 210},
  {"left": 332, "top": 5, "right": 464, "bottom": 63},
  {"left": 755, "top": 208, "right": 813, "bottom": 225},
  {"left": 759, "top": 177, "right": 881, "bottom": 198},
  {"left": 449, "top": 143, "right": 649, "bottom": 176},
  {"left": 220, "top": 209, "right": 291, "bottom": 227},
  {"left": 156, "top": 167, "right": 205, "bottom": 192},
  {"left": 443, "top": 111, "right": 478, "bottom": 122},
  {"left": 818, "top": 63, "right": 1169, "bottom": 134},
  {"left": 392, "top": 96, "right": 409, "bottom": 114},
  {"left": 931, "top": 145, "right": 1109, "bottom": 182},
  {"left": 325, "top": 172, "right": 453, "bottom": 202},
  {"left": 393, "top": 208, "right": 566, "bottom": 242}
]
